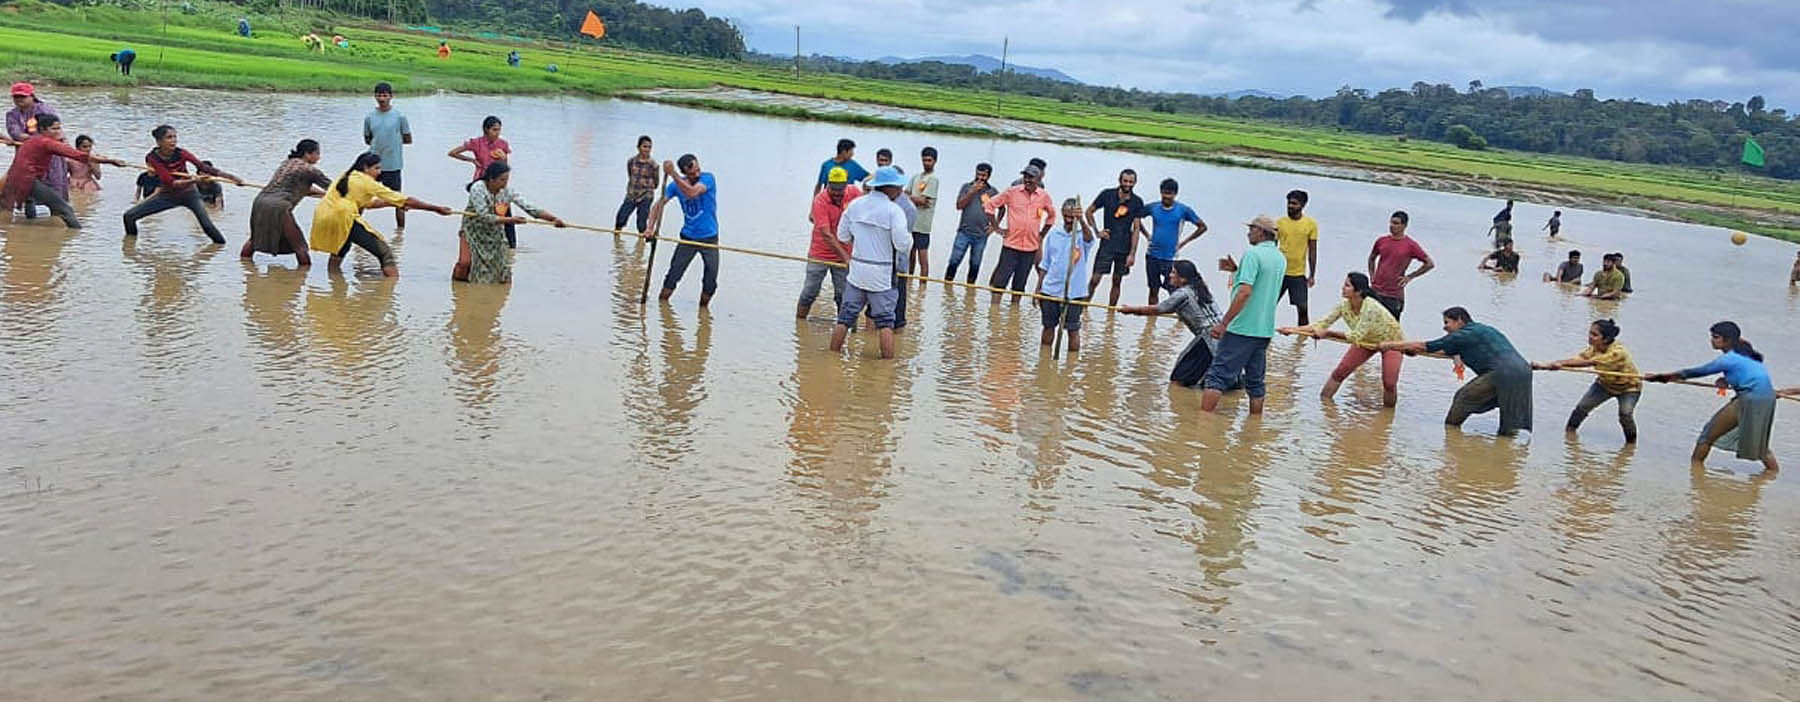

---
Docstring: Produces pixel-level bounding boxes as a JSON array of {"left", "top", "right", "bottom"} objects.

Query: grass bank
[{"left": 3, "top": 0, "right": 1797, "bottom": 241}]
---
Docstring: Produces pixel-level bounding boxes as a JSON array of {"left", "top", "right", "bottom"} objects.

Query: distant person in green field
[
  {"left": 1544, "top": 249, "right": 1583, "bottom": 284},
  {"left": 1479, "top": 239, "right": 1519, "bottom": 273},
  {"left": 237, "top": 17, "right": 251, "bottom": 38},
  {"left": 1542, "top": 210, "right": 1561, "bottom": 237},
  {"left": 507, "top": 51, "right": 521, "bottom": 68},
  {"left": 437, "top": 41, "right": 451, "bottom": 60},
  {"left": 1583, "top": 253, "right": 1627, "bottom": 299},
  {"left": 110, "top": 48, "right": 135, "bottom": 75}
]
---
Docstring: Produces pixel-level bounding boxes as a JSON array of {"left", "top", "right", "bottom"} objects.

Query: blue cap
[{"left": 868, "top": 166, "right": 906, "bottom": 189}]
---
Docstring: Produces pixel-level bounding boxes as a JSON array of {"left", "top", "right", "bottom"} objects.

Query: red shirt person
[
  {"left": 122, "top": 124, "right": 244, "bottom": 244},
  {"left": 1, "top": 113, "right": 127, "bottom": 228},
  {"left": 1365, "top": 210, "right": 1434, "bottom": 319}
]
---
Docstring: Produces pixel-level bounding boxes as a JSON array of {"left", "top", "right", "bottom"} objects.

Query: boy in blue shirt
[{"left": 1142, "top": 178, "right": 1207, "bottom": 305}]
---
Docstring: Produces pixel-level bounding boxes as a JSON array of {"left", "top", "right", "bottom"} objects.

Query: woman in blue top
[{"left": 1647, "top": 322, "right": 1778, "bottom": 473}]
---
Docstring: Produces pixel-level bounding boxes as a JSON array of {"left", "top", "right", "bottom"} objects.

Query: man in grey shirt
[{"left": 362, "top": 82, "right": 412, "bottom": 230}]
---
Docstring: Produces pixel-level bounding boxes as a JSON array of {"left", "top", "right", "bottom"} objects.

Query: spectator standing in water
[
  {"left": 982, "top": 164, "right": 1055, "bottom": 303},
  {"left": 1544, "top": 250, "right": 1583, "bottom": 283},
  {"left": 813, "top": 138, "right": 868, "bottom": 196},
  {"left": 1489, "top": 198, "right": 1514, "bottom": 246},
  {"left": 906, "top": 146, "right": 940, "bottom": 278},
  {"left": 944, "top": 163, "right": 997, "bottom": 285},
  {"left": 448, "top": 115, "right": 515, "bottom": 246},
  {"left": 1543, "top": 210, "right": 1562, "bottom": 238},
  {"left": 1582, "top": 253, "right": 1627, "bottom": 299},
  {"left": 362, "top": 82, "right": 412, "bottom": 232},
  {"left": 1141, "top": 178, "right": 1208, "bottom": 305},
  {"left": 616, "top": 135, "right": 658, "bottom": 233},
  {"left": 1084, "top": 168, "right": 1147, "bottom": 307},
  {"left": 1034, "top": 197, "right": 1096, "bottom": 354},
  {"left": 1366, "top": 210, "right": 1434, "bottom": 319},
  {"left": 797, "top": 166, "right": 860, "bottom": 318},
  {"left": 1479, "top": 239, "right": 1520, "bottom": 273},
  {"left": 1275, "top": 189, "right": 1319, "bottom": 325}
]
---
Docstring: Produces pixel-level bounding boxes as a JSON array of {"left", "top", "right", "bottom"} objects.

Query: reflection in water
[
  {"left": 240, "top": 262, "right": 310, "bottom": 382},
  {"left": 0, "top": 225, "right": 78, "bottom": 340},
  {"left": 1550, "top": 438, "right": 1631, "bottom": 558},
  {"left": 446, "top": 282, "right": 512, "bottom": 435},
  {"left": 1300, "top": 404, "right": 1395, "bottom": 548},
  {"left": 1419, "top": 431, "right": 1526, "bottom": 551},
  {"left": 121, "top": 237, "right": 221, "bottom": 373},
  {"left": 784, "top": 328, "right": 905, "bottom": 542},
  {"left": 303, "top": 271, "right": 401, "bottom": 399}
]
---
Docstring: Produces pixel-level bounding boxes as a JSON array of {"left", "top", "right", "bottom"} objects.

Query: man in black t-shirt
[{"left": 1083, "top": 168, "right": 1147, "bottom": 307}]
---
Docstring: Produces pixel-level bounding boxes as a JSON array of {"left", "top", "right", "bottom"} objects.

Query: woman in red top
[
  {"left": 122, "top": 124, "right": 245, "bottom": 244},
  {"left": 1, "top": 114, "right": 128, "bottom": 228},
  {"left": 447, "top": 115, "right": 515, "bottom": 247}
]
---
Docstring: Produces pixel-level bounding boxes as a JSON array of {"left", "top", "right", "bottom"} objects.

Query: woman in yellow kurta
[
  {"left": 311, "top": 151, "right": 452, "bottom": 277},
  {"left": 1279, "top": 271, "right": 1407, "bottom": 407}
]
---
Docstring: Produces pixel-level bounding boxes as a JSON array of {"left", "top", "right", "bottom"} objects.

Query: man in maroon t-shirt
[{"left": 1365, "top": 210, "right": 1435, "bottom": 319}]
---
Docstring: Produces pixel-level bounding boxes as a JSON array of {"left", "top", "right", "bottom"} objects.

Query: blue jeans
[
  {"left": 944, "top": 231, "right": 988, "bottom": 283},
  {"left": 838, "top": 285, "right": 897, "bottom": 329},
  {"left": 1203, "top": 332, "right": 1271, "bottom": 398}
]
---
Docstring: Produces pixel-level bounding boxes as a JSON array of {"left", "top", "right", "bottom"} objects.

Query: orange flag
[{"left": 579, "top": 10, "right": 606, "bottom": 39}]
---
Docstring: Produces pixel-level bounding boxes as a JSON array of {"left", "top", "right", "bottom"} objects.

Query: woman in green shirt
[{"left": 1280, "top": 272, "right": 1406, "bottom": 407}]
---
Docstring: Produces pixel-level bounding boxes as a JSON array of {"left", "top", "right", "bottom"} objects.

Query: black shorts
[
  {"left": 1094, "top": 248, "right": 1131, "bottom": 277},
  {"left": 1373, "top": 293, "right": 1404, "bottom": 319},
  {"left": 912, "top": 232, "right": 930, "bottom": 250},
  {"left": 1279, "top": 275, "right": 1308, "bottom": 307},
  {"left": 376, "top": 170, "right": 402, "bottom": 190},
  {"left": 1145, "top": 256, "right": 1175, "bottom": 292}
]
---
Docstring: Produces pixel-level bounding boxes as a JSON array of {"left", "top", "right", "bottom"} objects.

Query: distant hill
[
  {"left": 875, "top": 54, "right": 1082, "bottom": 84},
  {"left": 1209, "top": 89, "right": 1297, "bottom": 100},
  {"left": 1495, "top": 85, "right": 1563, "bottom": 98}
]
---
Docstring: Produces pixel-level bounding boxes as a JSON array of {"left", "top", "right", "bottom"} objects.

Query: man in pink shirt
[
  {"left": 1365, "top": 210, "right": 1435, "bottom": 319},
  {"left": 983, "top": 164, "right": 1055, "bottom": 302}
]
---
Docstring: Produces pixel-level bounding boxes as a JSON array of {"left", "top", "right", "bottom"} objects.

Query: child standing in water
[{"left": 67, "top": 134, "right": 102, "bottom": 193}]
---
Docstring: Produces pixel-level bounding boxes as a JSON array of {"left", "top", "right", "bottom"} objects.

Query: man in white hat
[
  {"left": 1203, "top": 214, "right": 1287, "bottom": 415},
  {"left": 830, "top": 166, "right": 913, "bottom": 359}
]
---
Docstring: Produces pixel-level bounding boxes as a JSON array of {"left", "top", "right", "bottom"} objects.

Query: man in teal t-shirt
[{"left": 1201, "top": 215, "right": 1286, "bottom": 416}]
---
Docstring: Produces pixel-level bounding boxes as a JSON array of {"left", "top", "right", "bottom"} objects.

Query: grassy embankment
[{"left": 3, "top": 0, "right": 1798, "bottom": 241}]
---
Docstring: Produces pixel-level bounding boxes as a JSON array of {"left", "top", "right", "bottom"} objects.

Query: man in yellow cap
[{"left": 799, "top": 166, "right": 862, "bottom": 318}]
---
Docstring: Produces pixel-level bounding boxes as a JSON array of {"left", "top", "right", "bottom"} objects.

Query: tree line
[{"left": 753, "top": 53, "right": 1799, "bottom": 180}]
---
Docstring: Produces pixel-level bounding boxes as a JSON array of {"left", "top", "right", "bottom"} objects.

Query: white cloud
[{"left": 684, "top": 0, "right": 1798, "bottom": 107}]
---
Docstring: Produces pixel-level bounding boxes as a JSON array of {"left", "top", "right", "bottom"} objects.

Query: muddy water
[{"left": 2, "top": 88, "right": 1797, "bottom": 701}]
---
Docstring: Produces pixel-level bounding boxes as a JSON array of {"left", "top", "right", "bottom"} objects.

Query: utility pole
[
  {"left": 996, "top": 36, "right": 1008, "bottom": 115},
  {"left": 794, "top": 25, "right": 801, "bottom": 77}
]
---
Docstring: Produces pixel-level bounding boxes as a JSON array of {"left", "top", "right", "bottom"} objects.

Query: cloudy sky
[{"left": 678, "top": 0, "right": 1797, "bottom": 109}]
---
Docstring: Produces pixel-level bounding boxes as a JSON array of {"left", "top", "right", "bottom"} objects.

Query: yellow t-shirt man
[{"left": 1276, "top": 215, "right": 1319, "bottom": 277}]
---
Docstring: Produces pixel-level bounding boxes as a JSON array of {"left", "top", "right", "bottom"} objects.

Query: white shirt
[{"left": 837, "top": 192, "right": 911, "bottom": 291}]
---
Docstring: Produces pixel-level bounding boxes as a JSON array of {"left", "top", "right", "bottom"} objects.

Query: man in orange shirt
[{"left": 982, "top": 164, "right": 1055, "bottom": 303}]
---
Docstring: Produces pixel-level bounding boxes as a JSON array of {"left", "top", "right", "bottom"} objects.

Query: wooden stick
[{"left": 640, "top": 171, "right": 670, "bottom": 305}]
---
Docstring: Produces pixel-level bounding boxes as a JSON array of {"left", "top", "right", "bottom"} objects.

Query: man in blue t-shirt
[
  {"left": 649, "top": 153, "right": 720, "bottom": 306},
  {"left": 362, "top": 82, "right": 412, "bottom": 230},
  {"left": 814, "top": 138, "right": 869, "bottom": 196},
  {"left": 1140, "top": 178, "right": 1208, "bottom": 305}
]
